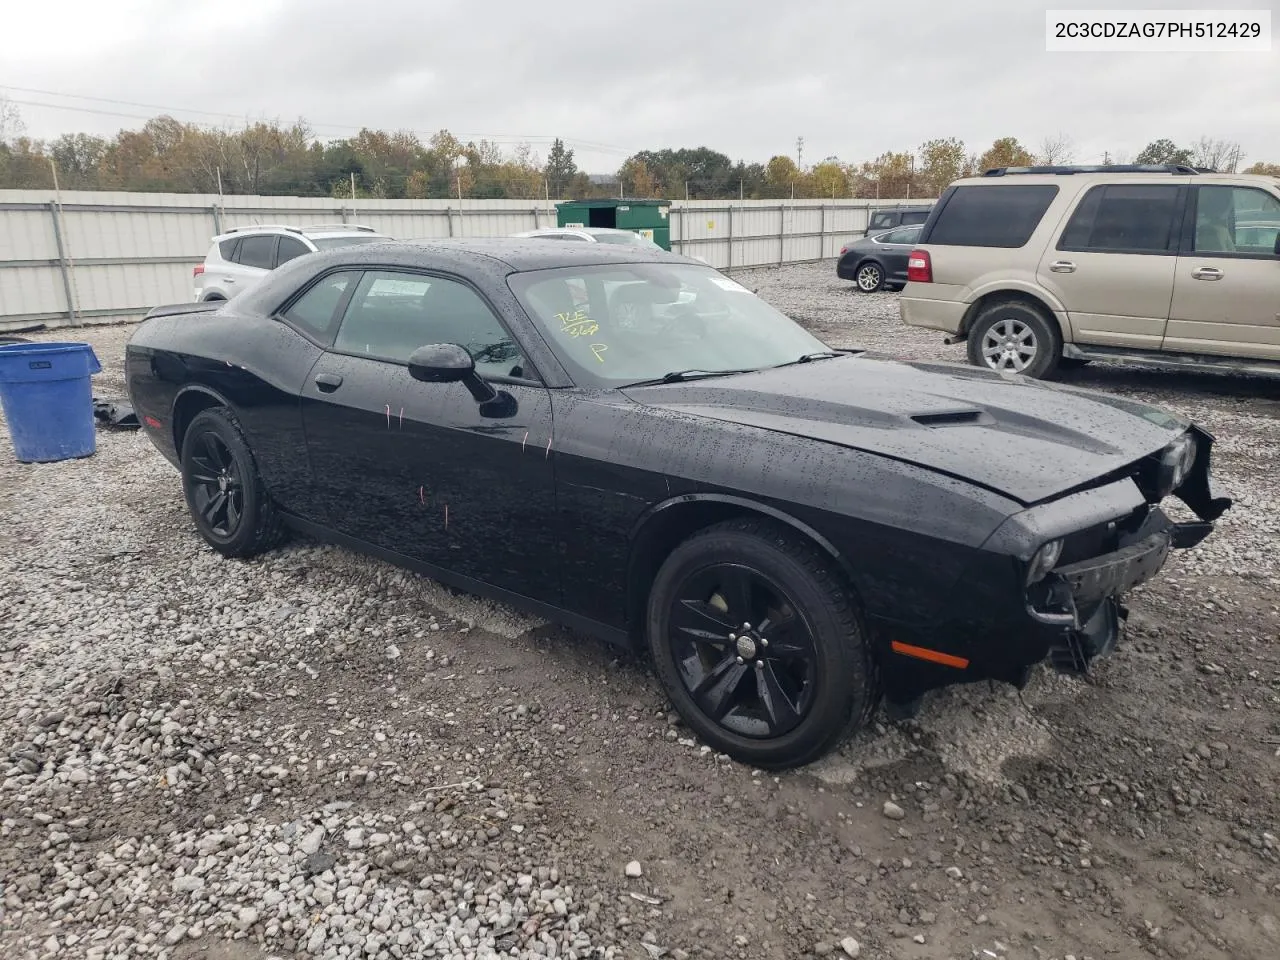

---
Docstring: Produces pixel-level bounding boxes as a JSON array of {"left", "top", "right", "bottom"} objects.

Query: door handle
[
  {"left": 1049, "top": 260, "right": 1076, "bottom": 274},
  {"left": 1191, "top": 267, "right": 1224, "bottom": 281},
  {"left": 222, "top": 277, "right": 237, "bottom": 283},
  {"left": 314, "top": 372, "right": 343, "bottom": 393}
]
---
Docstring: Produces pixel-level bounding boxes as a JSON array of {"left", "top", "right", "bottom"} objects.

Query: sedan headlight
[
  {"left": 1157, "top": 433, "right": 1197, "bottom": 498},
  {"left": 1025, "top": 538, "right": 1064, "bottom": 585}
]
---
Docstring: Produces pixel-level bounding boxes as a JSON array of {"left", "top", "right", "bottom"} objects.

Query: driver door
[{"left": 300, "top": 269, "right": 561, "bottom": 603}]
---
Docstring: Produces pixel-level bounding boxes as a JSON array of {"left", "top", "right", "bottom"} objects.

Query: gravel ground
[{"left": 2, "top": 263, "right": 1278, "bottom": 960}]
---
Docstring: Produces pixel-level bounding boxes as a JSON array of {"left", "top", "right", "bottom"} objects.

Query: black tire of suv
[{"left": 966, "top": 300, "right": 1062, "bottom": 380}]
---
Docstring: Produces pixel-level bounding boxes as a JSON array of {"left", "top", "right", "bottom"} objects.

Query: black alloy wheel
[
  {"left": 647, "top": 518, "right": 878, "bottom": 768},
  {"left": 180, "top": 406, "right": 286, "bottom": 557},
  {"left": 667, "top": 563, "right": 816, "bottom": 739},
  {"left": 187, "top": 429, "right": 245, "bottom": 539}
]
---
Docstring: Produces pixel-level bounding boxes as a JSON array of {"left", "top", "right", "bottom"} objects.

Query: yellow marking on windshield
[
  {"left": 590, "top": 343, "right": 608, "bottom": 363},
  {"left": 556, "top": 309, "right": 600, "bottom": 338}
]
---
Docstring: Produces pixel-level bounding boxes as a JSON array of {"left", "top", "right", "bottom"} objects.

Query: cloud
[{"left": 4, "top": 0, "right": 1277, "bottom": 171}]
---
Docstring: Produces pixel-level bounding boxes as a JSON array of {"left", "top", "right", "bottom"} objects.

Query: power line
[{"left": 0, "top": 84, "right": 633, "bottom": 156}]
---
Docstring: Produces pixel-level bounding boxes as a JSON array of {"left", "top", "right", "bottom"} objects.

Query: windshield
[
  {"left": 590, "top": 231, "right": 656, "bottom": 247},
  {"left": 310, "top": 235, "right": 389, "bottom": 250},
  {"left": 507, "top": 263, "right": 832, "bottom": 387}
]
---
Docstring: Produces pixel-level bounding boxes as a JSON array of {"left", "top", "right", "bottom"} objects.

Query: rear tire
[
  {"left": 966, "top": 300, "right": 1062, "bottom": 379},
  {"left": 646, "top": 518, "right": 879, "bottom": 769},
  {"left": 854, "top": 261, "right": 884, "bottom": 293},
  {"left": 180, "top": 407, "right": 286, "bottom": 558}
]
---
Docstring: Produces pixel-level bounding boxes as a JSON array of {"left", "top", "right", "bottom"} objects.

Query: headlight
[
  {"left": 1026, "top": 538, "right": 1064, "bottom": 585},
  {"left": 1157, "top": 433, "right": 1197, "bottom": 497}
]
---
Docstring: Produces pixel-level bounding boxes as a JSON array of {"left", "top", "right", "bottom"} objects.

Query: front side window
[
  {"left": 927, "top": 185, "right": 1059, "bottom": 248},
  {"left": 281, "top": 271, "right": 359, "bottom": 340},
  {"left": 900, "top": 211, "right": 930, "bottom": 225},
  {"left": 508, "top": 262, "right": 831, "bottom": 388},
  {"left": 1192, "top": 186, "right": 1280, "bottom": 255},
  {"left": 236, "top": 234, "right": 277, "bottom": 269},
  {"left": 1058, "top": 184, "right": 1182, "bottom": 254},
  {"left": 333, "top": 271, "right": 529, "bottom": 379},
  {"left": 591, "top": 231, "right": 656, "bottom": 247}
]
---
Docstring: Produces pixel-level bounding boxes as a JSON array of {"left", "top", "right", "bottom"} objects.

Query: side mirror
[
  {"left": 408, "top": 343, "right": 498, "bottom": 405},
  {"left": 408, "top": 343, "right": 473, "bottom": 383}
]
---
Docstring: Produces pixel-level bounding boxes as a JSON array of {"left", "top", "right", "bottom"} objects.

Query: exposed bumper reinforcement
[{"left": 1053, "top": 531, "right": 1172, "bottom": 604}]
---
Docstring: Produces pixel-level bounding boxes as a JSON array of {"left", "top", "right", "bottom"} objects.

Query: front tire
[
  {"left": 180, "top": 407, "right": 286, "bottom": 558},
  {"left": 854, "top": 261, "right": 884, "bottom": 293},
  {"left": 646, "top": 518, "right": 878, "bottom": 769},
  {"left": 966, "top": 300, "right": 1062, "bottom": 379}
]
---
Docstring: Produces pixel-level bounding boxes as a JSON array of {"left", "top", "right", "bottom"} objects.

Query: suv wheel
[{"left": 967, "top": 300, "right": 1061, "bottom": 379}]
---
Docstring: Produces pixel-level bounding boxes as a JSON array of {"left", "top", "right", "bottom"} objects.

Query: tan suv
[{"left": 899, "top": 165, "right": 1280, "bottom": 379}]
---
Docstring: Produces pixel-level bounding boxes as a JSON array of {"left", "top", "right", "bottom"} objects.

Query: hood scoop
[{"left": 910, "top": 409, "right": 989, "bottom": 427}]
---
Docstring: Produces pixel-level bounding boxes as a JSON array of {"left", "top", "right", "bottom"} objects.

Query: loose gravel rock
[{"left": 3, "top": 267, "right": 1279, "bottom": 960}]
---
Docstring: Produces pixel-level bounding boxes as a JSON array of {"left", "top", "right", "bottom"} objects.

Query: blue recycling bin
[{"left": 0, "top": 341, "right": 102, "bottom": 463}]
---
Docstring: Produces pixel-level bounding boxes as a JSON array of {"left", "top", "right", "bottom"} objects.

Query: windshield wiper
[
  {"left": 772, "top": 350, "right": 843, "bottom": 369},
  {"left": 620, "top": 368, "right": 757, "bottom": 388}
]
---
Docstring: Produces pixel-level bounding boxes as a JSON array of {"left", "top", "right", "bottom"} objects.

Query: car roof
[{"left": 316, "top": 237, "right": 693, "bottom": 271}]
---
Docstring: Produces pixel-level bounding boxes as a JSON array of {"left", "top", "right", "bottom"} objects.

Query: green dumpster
[{"left": 555, "top": 199, "right": 671, "bottom": 250}]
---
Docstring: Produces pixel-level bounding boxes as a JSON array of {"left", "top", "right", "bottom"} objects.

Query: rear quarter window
[
  {"left": 217, "top": 238, "right": 239, "bottom": 261},
  {"left": 924, "top": 185, "right": 1059, "bottom": 248}
]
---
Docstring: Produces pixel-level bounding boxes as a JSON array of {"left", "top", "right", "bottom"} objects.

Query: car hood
[{"left": 621, "top": 356, "right": 1189, "bottom": 505}]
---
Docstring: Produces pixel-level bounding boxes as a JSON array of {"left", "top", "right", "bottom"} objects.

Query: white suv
[
  {"left": 899, "top": 165, "right": 1280, "bottom": 379},
  {"left": 193, "top": 224, "right": 391, "bottom": 301}
]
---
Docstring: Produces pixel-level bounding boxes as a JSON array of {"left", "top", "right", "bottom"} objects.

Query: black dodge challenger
[{"left": 125, "top": 239, "right": 1232, "bottom": 768}]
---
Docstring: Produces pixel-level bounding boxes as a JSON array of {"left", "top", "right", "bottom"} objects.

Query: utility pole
[
  {"left": 684, "top": 181, "right": 689, "bottom": 201},
  {"left": 351, "top": 172, "right": 356, "bottom": 200},
  {"left": 739, "top": 178, "right": 744, "bottom": 201},
  {"left": 796, "top": 136, "right": 804, "bottom": 169}
]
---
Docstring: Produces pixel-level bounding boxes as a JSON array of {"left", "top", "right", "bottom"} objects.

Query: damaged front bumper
[{"left": 1025, "top": 428, "right": 1232, "bottom": 673}]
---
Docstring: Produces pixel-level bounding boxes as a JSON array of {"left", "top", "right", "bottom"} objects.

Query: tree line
[{"left": 0, "top": 101, "right": 1273, "bottom": 201}]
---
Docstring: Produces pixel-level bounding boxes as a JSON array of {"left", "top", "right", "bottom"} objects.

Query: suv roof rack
[
  {"left": 222, "top": 223, "right": 378, "bottom": 236},
  {"left": 982, "top": 164, "right": 1215, "bottom": 177},
  {"left": 299, "top": 223, "right": 378, "bottom": 233},
  {"left": 223, "top": 223, "right": 305, "bottom": 235}
]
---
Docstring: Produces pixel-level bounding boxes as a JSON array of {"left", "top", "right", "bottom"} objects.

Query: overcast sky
[{"left": 3, "top": 0, "right": 1278, "bottom": 172}]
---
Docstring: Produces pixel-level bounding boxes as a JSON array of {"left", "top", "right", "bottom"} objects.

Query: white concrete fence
[{"left": 0, "top": 190, "right": 925, "bottom": 332}]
